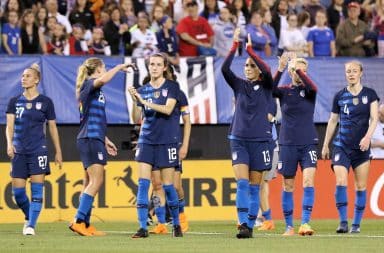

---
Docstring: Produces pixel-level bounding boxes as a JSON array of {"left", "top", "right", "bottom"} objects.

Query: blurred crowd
[{"left": 0, "top": 0, "right": 383, "bottom": 64}]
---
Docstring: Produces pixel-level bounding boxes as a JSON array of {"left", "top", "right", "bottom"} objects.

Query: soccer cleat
[
  {"left": 236, "top": 223, "right": 252, "bottom": 239},
  {"left": 87, "top": 225, "right": 106, "bottom": 236},
  {"left": 349, "top": 224, "right": 360, "bottom": 233},
  {"left": 282, "top": 226, "right": 295, "bottom": 236},
  {"left": 258, "top": 220, "right": 275, "bottom": 231},
  {"left": 69, "top": 222, "right": 93, "bottom": 236},
  {"left": 255, "top": 217, "right": 264, "bottom": 227},
  {"left": 149, "top": 223, "right": 168, "bottom": 234},
  {"left": 22, "top": 221, "right": 29, "bottom": 235},
  {"left": 336, "top": 221, "right": 348, "bottom": 233},
  {"left": 24, "top": 227, "right": 35, "bottom": 236},
  {"left": 179, "top": 213, "right": 189, "bottom": 233},
  {"left": 132, "top": 228, "right": 149, "bottom": 238},
  {"left": 172, "top": 225, "right": 183, "bottom": 237},
  {"left": 298, "top": 223, "right": 314, "bottom": 236}
]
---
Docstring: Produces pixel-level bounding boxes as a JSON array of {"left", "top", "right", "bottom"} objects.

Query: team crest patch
[
  {"left": 300, "top": 90, "right": 305, "bottom": 97},
  {"left": 232, "top": 152, "right": 237, "bottom": 161},
  {"left": 153, "top": 91, "right": 160, "bottom": 99},
  {"left": 26, "top": 103, "right": 32, "bottom": 109},
  {"left": 253, "top": 85, "right": 260, "bottom": 91},
  {"left": 352, "top": 97, "right": 359, "bottom": 105},
  {"left": 362, "top": 96, "right": 368, "bottom": 104},
  {"left": 334, "top": 153, "right": 340, "bottom": 162},
  {"left": 97, "top": 152, "right": 104, "bottom": 161},
  {"left": 162, "top": 89, "right": 168, "bottom": 97},
  {"left": 277, "top": 162, "right": 282, "bottom": 170},
  {"left": 36, "top": 102, "right": 42, "bottom": 110}
]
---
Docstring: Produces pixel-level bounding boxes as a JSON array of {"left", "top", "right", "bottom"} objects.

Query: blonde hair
[
  {"left": 288, "top": 57, "right": 308, "bottom": 72},
  {"left": 27, "top": 63, "right": 41, "bottom": 82},
  {"left": 76, "top": 57, "right": 103, "bottom": 98},
  {"left": 345, "top": 60, "right": 363, "bottom": 71}
]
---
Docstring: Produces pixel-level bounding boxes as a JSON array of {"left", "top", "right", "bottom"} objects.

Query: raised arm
[
  {"left": 94, "top": 63, "right": 136, "bottom": 88},
  {"left": 221, "top": 28, "right": 241, "bottom": 90},
  {"left": 272, "top": 52, "right": 289, "bottom": 98}
]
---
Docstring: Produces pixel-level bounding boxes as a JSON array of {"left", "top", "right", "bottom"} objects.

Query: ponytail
[{"left": 76, "top": 64, "right": 88, "bottom": 98}]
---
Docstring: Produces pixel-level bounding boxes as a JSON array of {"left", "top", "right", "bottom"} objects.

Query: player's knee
[
  {"left": 303, "top": 177, "right": 314, "bottom": 187},
  {"left": 335, "top": 177, "right": 348, "bottom": 186},
  {"left": 152, "top": 181, "right": 162, "bottom": 191},
  {"left": 355, "top": 182, "right": 366, "bottom": 191}
]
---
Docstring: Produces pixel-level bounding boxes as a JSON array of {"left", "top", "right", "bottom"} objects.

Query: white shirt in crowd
[{"left": 371, "top": 121, "right": 384, "bottom": 159}]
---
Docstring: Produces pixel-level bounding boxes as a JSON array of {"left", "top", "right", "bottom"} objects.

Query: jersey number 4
[{"left": 343, "top": 104, "right": 349, "bottom": 115}]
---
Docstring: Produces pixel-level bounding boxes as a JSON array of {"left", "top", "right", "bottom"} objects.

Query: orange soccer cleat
[
  {"left": 282, "top": 226, "right": 295, "bottom": 236},
  {"left": 87, "top": 225, "right": 106, "bottom": 236},
  {"left": 149, "top": 223, "right": 168, "bottom": 234},
  {"left": 69, "top": 222, "right": 93, "bottom": 236},
  {"left": 258, "top": 220, "right": 275, "bottom": 231},
  {"left": 298, "top": 223, "right": 314, "bottom": 236},
  {"left": 179, "top": 213, "right": 189, "bottom": 233}
]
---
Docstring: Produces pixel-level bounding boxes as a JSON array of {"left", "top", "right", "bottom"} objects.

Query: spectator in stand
[
  {"left": 336, "top": 2, "right": 372, "bottom": 56},
  {"left": 120, "top": 0, "right": 137, "bottom": 28},
  {"left": 261, "top": 8, "right": 278, "bottom": 56},
  {"left": 371, "top": 104, "right": 384, "bottom": 159},
  {"left": 36, "top": 7, "right": 48, "bottom": 33},
  {"left": 280, "top": 13, "right": 308, "bottom": 57},
  {"left": 246, "top": 11, "right": 275, "bottom": 57},
  {"left": 88, "top": 26, "right": 111, "bottom": 55},
  {"left": 212, "top": 6, "right": 236, "bottom": 57},
  {"left": 372, "top": 0, "right": 384, "bottom": 57},
  {"left": 103, "top": 7, "right": 131, "bottom": 55},
  {"left": 1, "top": 10, "right": 21, "bottom": 55},
  {"left": 156, "top": 15, "right": 180, "bottom": 66},
  {"left": 1, "top": 0, "right": 23, "bottom": 24},
  {"left": 68, "top": 0, "right": 96, "bottom": 33},
  {"left": 200, "top": 0, "right": 221, "bottom": 26},
  {"left": 304, "top": 0, "right": 326, "bottom": 27},
  {"left": 176, "top": 0, "right": 215, "bottom": 56},
  {"left": 46, "top": 0, "right": 72, "bottom": 34},
  {"left": 89, "top": 0, "right": 104, "bottom": 25},
  {"left": 131, "top": 14, "right": 158, "bottom": 58},
  {"left": 57, "top": 0, "right": 68, "bottom": 16},
  {"left": 150, "top": 3, "right": 165, "bottom": 32},
  {"left": 231, "top": 0, "right": 249, "bottom": 39},
  {"left": 249, "top": 0, "right": 275, "bottom": 13},
  {"left": 287, "top": 0, "right": 304, "bottom": 14},
  {"left": 47, "top": 23, "right": 68, "bottom": 55},
  {"left": 99, "top": 9, "right": 110, "bottom": 27},
  {"left": 20, "top": 9, "right": 47, "bottom": 54},
  {"left": 43, "top": 16, "right": 57, "bottom": 44},
  {"left": 298, "top": 11, "right": 311, "bottom": 40},
  {"left": 174, "top": 0, "right": 204, "bottom": 23},
  {"left": 307, "top": 9, "right": 336, "bottom": 57},
  {"left": 272, "top": 0, "right": 289, "bottom": 51},
  {"left": 327, "top": 0, "right": 347, "bottom": 35},
  {"left": 69, "top": 24, "right": 90, "bottom": 55}
]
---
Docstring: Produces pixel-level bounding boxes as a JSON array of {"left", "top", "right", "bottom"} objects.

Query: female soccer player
[
  {"left": 322, "top": 61, "right": 379, "bottom": 233},
  {"left": 150, "top": 66, "right": 191, "bottom": 235},
  {"left": 6, "top": 63, "right": 62, "bottom": 236},
  {"left": 128, "top": 53, "right": 183, "bottom": 238},
  {"left": 222, "top": 28, "right": 273, "bottom": 239},
  {"left": 69, "top": 58, "right": 134, "bottom": 236},
  {"left": 273, "top": 53, "right": 318, "bottom": 236}
]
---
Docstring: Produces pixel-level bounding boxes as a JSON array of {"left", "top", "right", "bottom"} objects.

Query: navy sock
[
  {"left": 75, "top": 193, "right": 94, "bottom": 222},
  {"left": 302, "top": 187, "right": 314, "bottom": 224},
  {"left": 262, "top": 209, "right": 272, "bottom": 221},
  {"left": 163, "top": 184, "right": 180, "bottom": 226},
  {"left": 12, "top": 187, "right": 30, "bottom": 221},
  {"left": 352, "top": 190, "right": 366, "bottom": 226},
  {"left": 137, "top": 178, "right": 150, "bottom": 229},
  {"left": 335, "top": 185, "right": 348, "bottom": 222},
  {"left": 178, "top": 199, "right": 185, "bottom": 213},
  {"left": 248, "top": 184, "right": 260, "bottom": 228},
  {"left": 236, "top": 179, "right": 249, "bottom": 225},
  {"left": 28, "top": 183, "right": 44, "bottom": 228},
  {"left": 282, "top": 191, "right": 294, "bottom": 228}
]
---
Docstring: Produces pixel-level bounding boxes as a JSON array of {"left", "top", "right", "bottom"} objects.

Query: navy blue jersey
[
  {"left": 222, "top": 42, "right": 273, "bottom": 141},
  {"left": 77, "top": 79, "right": 107, "bottom": 142},
  {"left": 332, "top": 86, "right": 379, "bottom": 149},
  {"left": 273, "top": 70, "right": 318, "bottom": 145},
  {"left": 6, "top": 94, "right": 56, "bottom": 154},
  {"left": 137, "top": 79, "right": 181, "bottom": 144}
]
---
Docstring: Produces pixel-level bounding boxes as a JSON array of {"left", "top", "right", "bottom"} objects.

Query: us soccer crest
[
  {"left": 352, "top": 97, "right": 359, "bottom": 105},
  {"left": 362, "top": 96, "right": 368, "bottom": 104},
  {"left": 334, "top": 153, "right": 340, "bottom": 162},
  {"left": 36, "top": 102, "right": 42, "bottom": 110},
  {"left": 26, "top": 103, "right": 32, "bottom": 110},
  {"left": 300, "top": 90, "right": 305, "bottom": 97},
  {"left": 153, "top": 91, "right": 160, "bottom": 99},
  {"left": 162, "top": 89, "right": 168, "bottom": 97},
  {"left": 253, "top": 85, "right": 260, "bottom": 91}
]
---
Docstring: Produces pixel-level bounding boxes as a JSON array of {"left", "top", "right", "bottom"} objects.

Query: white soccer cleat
[
  {"left": 22, "top": 221, "right": 29, "bottom": 235},
  {"left": 24, "top": 227, "right": 35, "bottom": 236}
]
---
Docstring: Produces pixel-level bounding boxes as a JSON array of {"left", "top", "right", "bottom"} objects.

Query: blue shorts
[
  {"left": 278, "top": 144, "right": 318, "bottom": 177},
  {"left": 136, "top": 143, "right": 179, "bottom": 169},
  {"left": 77, "top": 138, "right": 107, "bottom": 169},
  {"left": 11, "top": 151, "right": 50, "bottom": 179},
  {"left": 230, "top": 139, "right": 272, "bottom": 171},
  {"left": 331, "top": 146, "right": 370, "bottom": 171}
]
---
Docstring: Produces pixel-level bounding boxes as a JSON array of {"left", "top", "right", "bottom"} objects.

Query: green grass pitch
[{"left": 0, "top": 220, "right": 383, "bottom": 253}]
